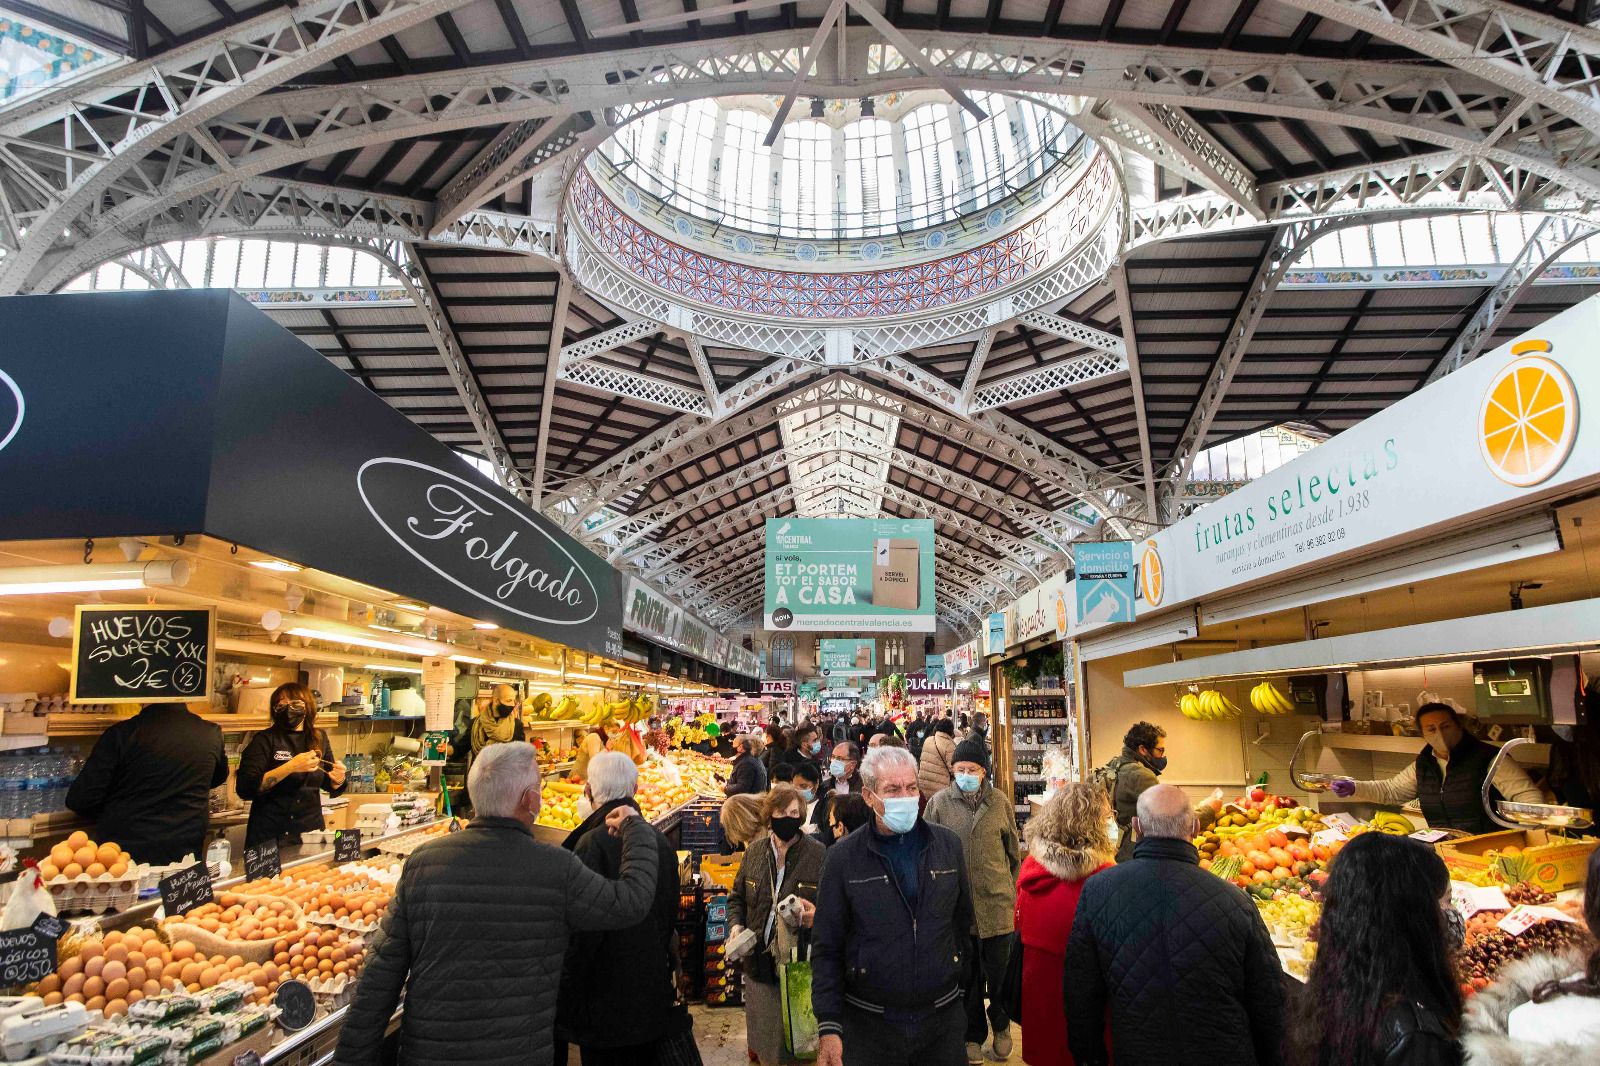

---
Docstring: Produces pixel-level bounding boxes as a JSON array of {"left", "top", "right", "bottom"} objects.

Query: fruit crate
[{"left": 678, "top": 799, "right": 722, "bottom": 858}]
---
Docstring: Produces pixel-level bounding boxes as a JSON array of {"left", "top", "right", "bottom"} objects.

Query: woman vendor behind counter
[{"left": 236, "top": 683, "right": 347, "bottom": 848}]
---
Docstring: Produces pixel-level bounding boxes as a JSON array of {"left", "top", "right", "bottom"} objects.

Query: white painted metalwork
[
  {"left": 560, "top": 361, "right": 711, "bottom": 415},
  {"left": 970, "top": 350, "right": 1128, "bottom": 412}
]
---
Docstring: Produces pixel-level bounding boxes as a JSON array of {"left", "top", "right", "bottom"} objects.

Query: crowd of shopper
[{"left": 326, "top": 709, "right": 1600, "bottom": 1066}]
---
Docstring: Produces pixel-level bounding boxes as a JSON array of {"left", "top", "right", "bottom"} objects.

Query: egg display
[{"left": 38, "top": 832, "right": 133, "bottom": 882}]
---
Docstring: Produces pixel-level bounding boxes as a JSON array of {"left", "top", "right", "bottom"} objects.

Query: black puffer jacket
[
  {"left": 332, "top": 815, "right": 659, "bottom": 1066},
  {"left": 555, "top": 798, "right": 686, "bottom": 1049},
  {"left": 811, "top": 819, "right": 972, "bottom": 1036},
  {"left": 1063, "top": 837, "right": 1285, "bottom": 1066}
]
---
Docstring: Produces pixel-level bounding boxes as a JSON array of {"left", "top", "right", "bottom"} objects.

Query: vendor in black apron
[
  {"left": 237, "top": 683, "right": 348, "bottom": 848},
  {"left": 1330, "top": 702, "right": 1544, "bottom": 833}
]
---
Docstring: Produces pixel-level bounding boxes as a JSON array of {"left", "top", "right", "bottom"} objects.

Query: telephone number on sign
[{"left": 1295, "top": 528, "right": 1347, "bottom": 554}]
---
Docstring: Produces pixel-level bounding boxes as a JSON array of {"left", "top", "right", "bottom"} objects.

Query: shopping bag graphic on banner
[{"left": 780, "top": 959, "right": 819, "bottom": 1060}]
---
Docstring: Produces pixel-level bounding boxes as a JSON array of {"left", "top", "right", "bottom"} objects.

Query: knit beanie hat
[{"left": 952, "top": 737, "right": 990, "bottom": 773}]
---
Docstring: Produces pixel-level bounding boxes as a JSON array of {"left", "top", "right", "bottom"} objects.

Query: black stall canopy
[{"left": 0, "top": 289, "right": 641, "bottom": 663}]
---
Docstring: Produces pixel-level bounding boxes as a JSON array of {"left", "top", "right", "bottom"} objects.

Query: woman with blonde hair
[{"left": 1015, "top": 782, "right": 1115, "bottom": 1066}]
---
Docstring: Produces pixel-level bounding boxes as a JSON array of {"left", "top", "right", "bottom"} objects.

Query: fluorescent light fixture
[
  {"left": 286, "top": 626, "right": 427, "bottom": 658},
  {"left": 0, "top": 560, "right": 190, "bottom": 597},
  {"left": 393, "top": 602, "right": 427, "bottom": 612},
  {"left": 369, "top": 624, "right": 402, "bottom": 633},
  {"left": 249, "top": 559, "right": 302, "bottom": 573},
  {"left": 492, "top": 660, "right": 562, "bottom": 675},
  {"left": 449, "top": 654, "right": 487, "bottom": 665},
  {"left": 367, "top": 663, "right": 423, "bottom": 674},
  {"left": 568, "top": 671, "right": 614, "bottom": 684},
  {"left": 473, "top": 622, "right": 499, "bottom": 630}
]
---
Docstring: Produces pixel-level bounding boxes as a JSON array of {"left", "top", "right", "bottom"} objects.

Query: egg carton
[
  {"left": 6, "top": 875, "right": 143, "bottom": 917},
  {"left": 301, "top": 913, "right": 377, "bottom": 935},
  {"left": 337, "top": 864, "right": 398, "bottom": 887}
]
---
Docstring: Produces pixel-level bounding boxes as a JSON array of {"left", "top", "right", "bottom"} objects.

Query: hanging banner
[
  {"left": 1004, "top": 573, "right": 1069, "bottom": 648},
  {"left": 1127, "top": 298, "right": 1600, "bottom": 624},
  {"left": 623, "top": 577, "right": 681, "bottom": 648},
  {"left": 798, "top": 681, "right": 820, "bottom": 699},
  {"left": 924, "top": 654, "right": 946, "bottom": 688},
  {"left": 985, "top": 613, "right": 1007, "bottom": 657},
  {"left": 819, "top": 638, "right": 876, "bottom": 677},
  {"left": 764, "top": 519, "right": 936, "bottom": 632},
  {"left": 1073, "top": 542, "right": 1136, "bottom": 626}
]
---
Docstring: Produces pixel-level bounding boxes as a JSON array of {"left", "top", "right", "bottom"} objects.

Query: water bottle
[{"left": 0, "top": 756, "right": 16, "bottom": 819}]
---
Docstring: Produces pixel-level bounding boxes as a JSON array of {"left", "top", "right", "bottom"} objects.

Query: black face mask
[
  {"left": 277, "top": 708, "right": 307, "bottom": 729},
  {"left": 770, "top": 815, "right": 804, "bottom": 842},
  {"left": 494, "top": 703, "right": 515, "bottom": 718}
]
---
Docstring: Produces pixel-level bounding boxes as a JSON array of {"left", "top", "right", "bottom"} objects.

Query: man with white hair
[
  {"left": 812, "top": 745, "right": 974, "bottom": 1066},
  {"left": 1061, "top": 783, "right": 1285, "bottom": 1066},
  {"left": 555, "top": 753, "right": 692, "bottom": 1065},
  {"left": 333, "top": 742, "right": 661, "bottom": 1066}
]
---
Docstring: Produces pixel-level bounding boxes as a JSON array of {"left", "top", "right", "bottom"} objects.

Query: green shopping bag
[{"left": 779, "top": 956, "right": 818, "bottom": 1061}]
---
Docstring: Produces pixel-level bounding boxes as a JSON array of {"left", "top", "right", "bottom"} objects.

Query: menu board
[{"left": 70, "top": 605, "right": 215, "bottom": 704}]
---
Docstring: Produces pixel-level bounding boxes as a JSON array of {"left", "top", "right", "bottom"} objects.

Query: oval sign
[
  {"left": 0, "top": 369, "right": 23, "bottom": 454},
  {"left": 356, "top": 457, "right": 600, "bottom": 626}
]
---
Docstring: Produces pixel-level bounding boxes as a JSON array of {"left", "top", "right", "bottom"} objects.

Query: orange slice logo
[
  {"left": 1139, "top": 540, "right": 1164, "bottom": 607},
  {"left": 1479, "top": 341, "right": 1578, "bottom": 488}
]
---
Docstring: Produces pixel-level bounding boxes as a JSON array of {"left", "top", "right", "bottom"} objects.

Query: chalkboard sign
[
  {"left": 0, "top": 918, "right": 60, "bottom": 987},
  {"left": 159, "top": 861, "right": 214, "bottom": 917},
  {"left": 70, "top": 605, "right": 216, "bottom": 704},
  {"left": 274, "top": 980, "right": 315, "bottom": 1031},
  {"left": 244, "top": 839, "right": 281, "bottom": 881},
  {"left": 333, "top": 829, "right": 361, "bottom": 864}
]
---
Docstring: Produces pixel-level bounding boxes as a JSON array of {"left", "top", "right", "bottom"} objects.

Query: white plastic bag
[{"left": 0, "top": 863, "right": 56, "bottom": 932}]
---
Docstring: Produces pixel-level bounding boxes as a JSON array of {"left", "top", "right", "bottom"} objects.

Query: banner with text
[
  {"left": 764, "top": 519, "right": 936, "bottom": 632},
  {"left": 1119, "top": 297, "right": 1600, "bottom": 629},
  {"left": 819, "top": 638, "right": 877, "bottom": 677},
  {"left": 1073, "top": 542, "right": 1136, "bottom": 627}
]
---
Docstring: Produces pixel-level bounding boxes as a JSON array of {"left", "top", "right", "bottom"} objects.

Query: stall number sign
[
  {"left": 0, "top": 915, "right": 64, "bottom": 986},
  {"left": 70, "top": 605, "right": 215, "bottom": 704},
  {"left": 333, "top": 829, "right": 362, "bottom": 864},
  {"left": 244, "top": 839, "right": 281, "bottom": 881},
  {"left": 159, "top": 861, "right": 214, "bottom": 917}
]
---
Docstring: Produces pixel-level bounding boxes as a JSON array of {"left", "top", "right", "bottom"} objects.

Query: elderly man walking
[
  {"left": 333, "top": 742, "right": 660, "bottom": 1066},
  {"left": 1062, "top": 784, "right": 1285, "bottom": 1066},
  {"left": 812, "top": 746, "right": 974, "bottom": 1066},
  {"left": 557, "top": 752, "right": 696, "bottom": 1065},
  {"left": 925, "top": 738, "right": 1020, "bottom": 1063}
]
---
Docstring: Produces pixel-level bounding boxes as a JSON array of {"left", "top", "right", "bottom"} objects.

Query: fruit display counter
[
  {"left": 535, "top": 751, "right": 731, "bottom": 835},
  {"left": 1192, "top": 789, "right": 1593, "bottom": 989},
  {"left": 0, "top": 820, "right": 442, "bottom": 1066}
]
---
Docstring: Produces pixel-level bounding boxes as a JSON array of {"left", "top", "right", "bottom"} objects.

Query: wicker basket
[{"left": 163, "top": 895, "right": 306, "bottom": 964}]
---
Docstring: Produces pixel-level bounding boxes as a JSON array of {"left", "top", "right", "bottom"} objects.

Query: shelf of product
[{"left": 533, "top": 750, "right": 730, "bottom": 833}]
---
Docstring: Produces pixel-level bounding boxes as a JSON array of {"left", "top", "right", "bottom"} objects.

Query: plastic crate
[{"left": 678, "top": 799, "right": 722, "bottom": 857}]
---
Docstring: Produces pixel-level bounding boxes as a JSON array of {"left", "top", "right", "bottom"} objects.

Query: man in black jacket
[
  {"left": 816, "top": 741, "right": 863, "bottom": 846},
  {"left": 556, "top": 753, "right": 691, "bottom": 1064},
  {"left": 333, "top": 742, "right": 659, "bottom": 1066},
  {"left": 723, "top": 734, "right": 768, "bottom": 795},
  {"left": 813, "top": 746, "right": 973, "bottom": 1066},
  {"left": 1063, "top": 784, "right": 1285, "bottom": 1066},
  {"left": 65, "top": 702, "right": 228, "bottom": 865}
]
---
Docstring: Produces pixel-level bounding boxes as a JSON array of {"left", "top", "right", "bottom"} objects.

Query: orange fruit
[{"left": 1479, "top": 343, "right": 1577, "bottom": 487}]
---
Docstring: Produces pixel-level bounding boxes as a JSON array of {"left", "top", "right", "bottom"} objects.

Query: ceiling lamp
[
  {"left": 859, "top": 96, "right": 875, "bottom": 117},
  {"left": 0, "top": 560, "right": 190, "bottom": 596},
  {"left": 810, "top": 98, "right": 825, "bottom": 118}
]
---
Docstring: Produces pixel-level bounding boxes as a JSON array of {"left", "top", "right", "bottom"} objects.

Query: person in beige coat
[
  {"left": 918, "top": 718, "right": 957, "bottom": 799},
  {"left": 925, "top": 737, "right": 1021, "bottom": 1064}
]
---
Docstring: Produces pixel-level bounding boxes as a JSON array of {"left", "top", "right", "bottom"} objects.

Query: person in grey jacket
[
  {"left": 925, "top": 738, "right": 1020, "bottom": 1063},
  {"left": 1109, "top": 721, "right": 1166, "bottom": 862},
  {"left": 332, "top": 742, "right": 659, "bottom": 1066}
]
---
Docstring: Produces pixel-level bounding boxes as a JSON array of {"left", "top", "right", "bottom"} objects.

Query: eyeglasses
[{"left": 276, "top": 700, "right": 308, "bottom": 711}]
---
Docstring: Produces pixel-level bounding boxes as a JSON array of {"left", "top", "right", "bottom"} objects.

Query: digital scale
[{"left": 1472, "top": 658, "right": 1551, "bottom": 722}]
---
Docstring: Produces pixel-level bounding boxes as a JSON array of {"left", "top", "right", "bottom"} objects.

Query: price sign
[
  {"left": 243, "top": 839, "right": 281, "bottom": 881},
  {"left": 1311, "top": 827, "right": 1347, "bottom": 848},
  {"left": 1279, "top": 823, "right": 1310, "bottom": 838},
  {"left": 1410, "top": 829, "right": 1452, "bottom": 843},
  {"left": 159, "top": 861, "right": 214, "bottom": 917},
  {"left": 0, "top": 918, "right": 59, "bottom": 986},
  {"left": 1499, "top": 904, "right": 1576, "bottom": 935},
  {"left": 1321, "top": 813, "right": 1360, "bottom": 832},
  {"left": 1450, "top": 882, "right": 1509, "bottom": 918},
  {"left": 333, "top": 829, "right": 362, "bottom": 864},
  {"left": 30, "top": 914, "right": 66, "bottom": 941},
  {"left": 273, "top": 980, "right": 316, "bottom": 1031},
  {"left": 70, "top": 605, "right": 215, "bottom": 704}
]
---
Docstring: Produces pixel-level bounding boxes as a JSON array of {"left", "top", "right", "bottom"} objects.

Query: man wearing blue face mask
[
  {"left": 925, "top": 740, "right": 1019, "bottom": 1063},
  {"left": 812, "top": 746, "right": 973, "bottom": 1066},
  {"left": 791, "top": 762, "right": 824, "bottom": 834}
]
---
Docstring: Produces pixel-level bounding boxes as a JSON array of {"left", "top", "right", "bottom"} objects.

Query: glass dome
[{"left": 596, "top": 91, "right": 1084, "bottom": 240}]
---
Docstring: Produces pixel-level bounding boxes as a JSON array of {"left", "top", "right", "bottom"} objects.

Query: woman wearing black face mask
[
  {"left": 727, "top": 783, "right": 825, "bottom": 1066},
  {"left": 237, "top": 683, "right": 347, "bottom": 849}
]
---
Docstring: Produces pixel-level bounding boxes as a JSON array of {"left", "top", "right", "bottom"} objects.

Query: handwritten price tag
[
  {"left": 244, "top": 839, "right": 281, "bottom": 881},
  {"left": 333, "top": 829, "right": 362, "bottom": 864},
  {"left": 1410, "top": 829, "right": 1452, "bottom": 843},
  {"left": 1497, "top": 905, "right": 1576, "bottom": 935},
  {"left": 1322, "top": 813, "right": 1360, "bottom": 832},
  {"left": 159, "top": 862, "right": 214, "bottom": 917},
  {"left": 1450, "top": 881, "right": 1509, "bottom": 918},
  {"left": 0, "top": 921, "right": 59, "bottom": 987}
]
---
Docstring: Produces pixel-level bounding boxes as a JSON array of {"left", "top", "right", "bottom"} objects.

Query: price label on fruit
[
  {"left": 244, "top": 839, "right": 281, "bottom": 881},
  {"left": 1311, "top": 827, "right": 1347, "bottom": 848},
  {"left": 1321, "top": 813, "right": 1360, "bottom": 832},
  {"left": 333, "top": 829, "right": 362, "bottom": 864},
  {"left": 1409, "top": 829, "right": 1452, "bottom": 843},
  {"left": 1451, "top": 881, "right": 1510, "bottom": 918},
  {"left": 1496, "top": 904, "right": 1574, "bottom": 936},
  {"left": 0, "top": 922, "right": 58, "bottom": 987},
  {"left": 159, "top": 861, "right": 215, "bottom": 917}
]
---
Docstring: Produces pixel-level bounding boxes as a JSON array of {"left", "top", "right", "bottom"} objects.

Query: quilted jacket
[
  {"left": 1062, "top": 836, "right": 1285, "bottom": 1066},
  {"left": 332, "top": 814, "right": 660, "bottom": 1066}
]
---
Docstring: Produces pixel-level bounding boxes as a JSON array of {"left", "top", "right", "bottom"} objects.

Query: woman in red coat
[{"left": 1015, "top": 781, "right": 1115, "bottom": 1066}]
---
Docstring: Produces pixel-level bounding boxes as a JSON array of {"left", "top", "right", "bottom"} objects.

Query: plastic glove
[{"left": 1329, "top": 778, "right": 1357, "bottom": 797}]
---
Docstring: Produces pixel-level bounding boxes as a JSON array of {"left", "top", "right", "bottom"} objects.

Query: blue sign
[
  {"left": 986, "top": 612, "right": 1007, "bottom": 656},
  {"left": 1074, "top": 541, "right": 1136, "bottom": 626},
  {"left": 925, "top": 654, "right": 946, "bottom": 688}
]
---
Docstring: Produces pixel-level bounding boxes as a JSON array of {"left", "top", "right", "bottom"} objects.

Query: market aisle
[{"left": 561, "top": 1006, "right": 1025, "bottom": 1063}]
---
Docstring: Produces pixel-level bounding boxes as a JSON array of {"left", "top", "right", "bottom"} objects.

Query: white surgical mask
[{"left": 576, "top": 795, "right": 594, "bottom": 818}]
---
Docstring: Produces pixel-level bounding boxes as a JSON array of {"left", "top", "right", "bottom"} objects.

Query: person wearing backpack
[{"left": 1096, "top": 721, "right": 1167, "bottom": 863}]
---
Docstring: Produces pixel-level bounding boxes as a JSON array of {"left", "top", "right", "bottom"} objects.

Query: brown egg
[
  {"left": 104, "top": 944, "right": 128, "bottom": 964},
  {"left": 178, "top": 963, "right": 203, "bottom": 986},
  {"left": 84, "top": 996, "right": 105, "bottom": 1013},
  {"left": 124, "top": 967, "right": 146, "bottom": 988},
  {"left": 142, "top": 980, "right": 161, "bottom": 998},
  {"left": 95, "top": 842, "right": 120, "bottom": 866},
  {"left": 104, "top": 979, "right": 129, "bottom": 1001},
  {"left": 162, "top": 962, "right": 184, "bottom": 981},
  {"left": 102, "top": 931, "right": 123, "bottom": 947},
  {"left": 38, "top": 862, "right": 60, "bottom": 881},
  {"left": 85, "top": 863, "right": 107, "bottom": 878},
  {"left": 100, "top": 961, "right": 126, "bottom": 984},
  {"left": 81, "top": 976, "right": 104, "bottom": 1000},
  {"left": 61, "top": 863, "right": 83, "bottom": 880},
  {"left": 72, "top": 847, "right": 96, "bottom": 868},
  {"left": 61, "top": 974, "right": 85, "bottom": 997},
  {"left": 83, "top": 957, "right": 105, "bottom": 979},
  {"left": 57, "top": 956, "right": 82, "bottom": 980},
  {"left": 108, "top": 862, "right": 128, "bottom": 878},
  {"left": 41, "top": 992, "right": 62, "bottom": 1007},
  {"left": 65, "top": 831, "right": 88, "bottom": 849},
  {"left": 171, "top": 941, "right": 196, "bottom": 961}
]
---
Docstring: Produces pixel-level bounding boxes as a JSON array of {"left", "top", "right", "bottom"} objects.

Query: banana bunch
[
  {"left": 1249, "top": 681, "right": 1295, "bottom": 716},
  {"left": 1179, "top": 690, "right": 1242, "bottom": 720},
  {"left": 1370, "top": 811, "right": 1416, "bottom": 835},
  {"left": 528, "top": 694, "right": 581, "bottom": 721},
  {"left": 526, "top": 693, "right": 554, "bottom": 719}
]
